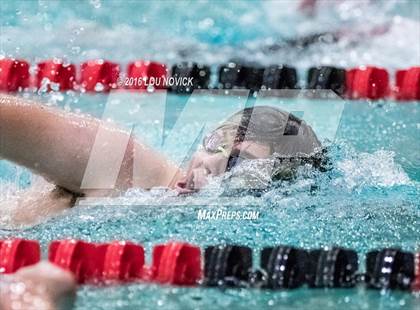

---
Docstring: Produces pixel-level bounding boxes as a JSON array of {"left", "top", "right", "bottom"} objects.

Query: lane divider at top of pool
[
  {"left": 0, "top": 58, "right": 419, "bottom": 100},
  {"left": 1, "top": 238, "right": 419, "bottom": 292}
]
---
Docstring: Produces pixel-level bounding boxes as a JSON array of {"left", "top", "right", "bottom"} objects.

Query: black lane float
[
  {"left": 365, "top": 248, "right": 415, "bottom": 291},
  {"left": 259, "top": 246, "right": 308, "bottom": 289},
  {"left": 307, "top": 247, "right": 358, "bottom": 288},
  {"left": 203, "top": 245, "right": 253, "bottom": 287}
]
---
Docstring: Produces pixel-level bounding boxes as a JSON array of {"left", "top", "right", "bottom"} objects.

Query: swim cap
[{"left": 204, "top": 105, "right": 322, "bottom": 157}]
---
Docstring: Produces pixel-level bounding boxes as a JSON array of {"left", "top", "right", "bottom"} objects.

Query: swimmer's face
[{"left": 175, "top": 141, "right": 270, "bottom": 194}]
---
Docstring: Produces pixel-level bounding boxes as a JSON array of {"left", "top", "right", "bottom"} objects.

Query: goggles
[{"left": 202, "top": 131, "right": 252, "bottom": 172}]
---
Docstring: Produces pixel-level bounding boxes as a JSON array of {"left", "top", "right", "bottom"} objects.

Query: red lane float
[
  {"left": 36, "top": 60, "right": 76, "bottom": 91},
  {"left": 48, "top": 239, "right": 98, "bottom": 284},
  {"left": 346, "top": 66, "right": 390, "bottom": 100},
  {"left": 395, "top": 67, "right": 420, "bottom": 101},
  {"left": 0, "top": 239, "right": 40, "bottom": 274},
  {"left": 0, "top": 59, "right": 30, "bottom": 92},
  {"left": 80, "top": 60, "right": 120, "bottom": 92},
  {"left": 126, "top": 61, "right": 168, "bottom": 90},
  {"left": 99, "top": 241, "right": 145, "bottom": 281},
  {"left": 151, "top": 242, "right": 202, "bottom": 286}
]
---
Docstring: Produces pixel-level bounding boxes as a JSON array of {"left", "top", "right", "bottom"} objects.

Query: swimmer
[
  {"left": 0, "top": 261, "right": 76, "bottom": 310},
  {"left": 0, "top": 95, "right": 322, "bottom": 225},
  {"left": 261, "top": 0, "right": 391, "bottom": 53}
]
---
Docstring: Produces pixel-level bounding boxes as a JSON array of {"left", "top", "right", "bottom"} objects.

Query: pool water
[{"left": 1, "top": 1, "right": 420, "bottom": 309}]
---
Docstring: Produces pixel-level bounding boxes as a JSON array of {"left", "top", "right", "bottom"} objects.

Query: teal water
[
  {"left": 1, "top": 94, "right": 419, "bottom": 309},
  {"left": 1, "top": 0, "right": 420, "bottom": 309}
]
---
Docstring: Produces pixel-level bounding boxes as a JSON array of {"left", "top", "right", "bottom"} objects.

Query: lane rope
[
  {"left": 0, "top": 58, "right": 419, "bottom": 100},
  {"left": 0, "top": 238, "right": 418, "bottom": 291}
]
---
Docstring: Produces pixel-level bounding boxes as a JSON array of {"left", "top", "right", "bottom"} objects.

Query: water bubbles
[
  {"left": 94, "top": 82, "right": 105, "bottom": 92},
  {"left": 71, "top": 46, "right": 81, "bottom": 55},
  {"left": 44, "top": 23, "right": 52, "bottom": 31},
  {"left": 90, "top": 0, "right": 101, "bottom": 9},
  {"left": 198, "top": 18, "right": 214, "bottom": 30},
  {"left": 48, "top": 92, "right": 64, "bottom": 106},
  {"left": 334, "top": 150, "right": 411, "bottom": 189},
  {"left": 37, "top": 77, "right": 51, "bottom": 93},
  {"left": 50, "top": 82, "right": 60, "bottom": 92}
]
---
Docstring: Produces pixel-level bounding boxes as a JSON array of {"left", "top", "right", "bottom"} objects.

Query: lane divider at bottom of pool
[{"left": 0, "top": 238, "right": 418, "bottom": 292}]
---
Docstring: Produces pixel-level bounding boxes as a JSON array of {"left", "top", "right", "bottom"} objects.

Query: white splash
[{"left": 334, "top": 150, "right": 411, "bottom": 189}]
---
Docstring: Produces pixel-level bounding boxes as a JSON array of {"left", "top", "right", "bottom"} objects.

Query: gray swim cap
[{"left": 205, "top": 105, "right": 322, "bottom": 157}]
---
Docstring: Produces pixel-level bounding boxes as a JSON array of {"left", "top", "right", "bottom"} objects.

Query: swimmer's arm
[
  {"left": 1, "top": 187, "right": 76, "bottom": 229},
  {"left": 0, "top": 95, "right": 181, "bottom": 195}
]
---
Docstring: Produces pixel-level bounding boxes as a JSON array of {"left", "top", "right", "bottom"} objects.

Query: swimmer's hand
[
  {"left": 175, "top": 167, "right": 209, "bottom": 195},
  {"left": 175, "top": 180, "right": 197, "bottom": 195},
  {"left": 0, "top": 262, "right": 76, "bottom": 310}
]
